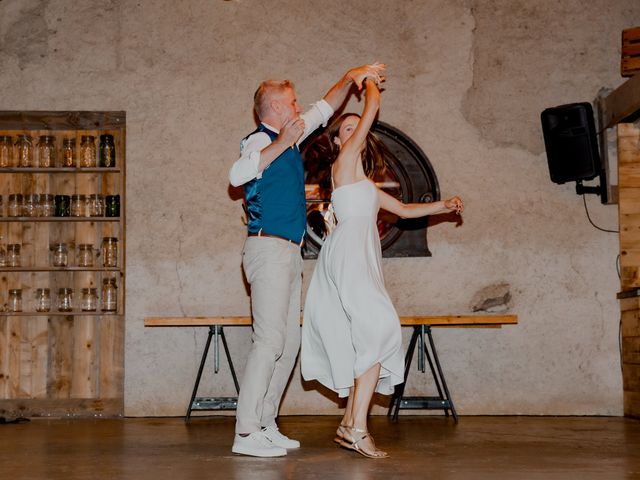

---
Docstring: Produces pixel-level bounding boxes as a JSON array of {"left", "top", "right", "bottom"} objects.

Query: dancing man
[{"left": 228, "top": 63, "right": 385, "bottom": 457}]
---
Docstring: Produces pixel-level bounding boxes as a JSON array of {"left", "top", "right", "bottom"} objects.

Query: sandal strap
[
  {"left": 344, "top": 425, "right": 368, "bottom": 434},
  {"left": 352, "top": 433, "right": 370, "bottom": 447}
]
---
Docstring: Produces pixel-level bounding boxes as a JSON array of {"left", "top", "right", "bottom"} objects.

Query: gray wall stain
[
  {"left": 0, "top": 0, "right": 50, "bottom": 69},
  {"left": 462, "top": 0, "right": 633, "bottom": 154}
]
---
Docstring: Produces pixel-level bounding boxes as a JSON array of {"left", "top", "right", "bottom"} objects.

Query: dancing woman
[{"left": 301, "top": 71, "right": 463, "bottom": 459}]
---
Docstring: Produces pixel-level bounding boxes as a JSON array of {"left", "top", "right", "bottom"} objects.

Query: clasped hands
[{"left": 349, "top": 62, "right": 386, "bottom": 90}]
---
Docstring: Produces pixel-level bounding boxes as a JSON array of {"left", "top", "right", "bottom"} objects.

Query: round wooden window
[{"left": 303, "top": 121, "right": 439, "bottom": 259}]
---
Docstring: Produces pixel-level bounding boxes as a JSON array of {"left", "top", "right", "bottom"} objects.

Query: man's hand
[
  {"left": 279, "top": 117, "right": 306, "bottom": 147},
  {"left": 348, "top": 62, "right": 386, "bottom": 90}
]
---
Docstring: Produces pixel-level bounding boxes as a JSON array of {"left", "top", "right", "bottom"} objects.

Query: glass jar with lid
[
  {"left": 105, "top": 194, "right": 120, "bottom": 217},
  {"left": 8, "top": 288, "right": 22, "bottom": 312},
  {"left": 83, "top": 194, "right": 92, "bottom": 217},
  {"left": 54, "top": 195, "right": 70, "bottom": 217},
  {"left": 23, "top": 193, "right": 38, "bottom": 217},
  {"left": 77, "top": 244, "right": 94, "bottom": 267},
  {"left": 57, "top": 288, "right": 73, "bottom": 312},
  {"left": 34, "top": 288, "right": 51, "bottom": 312},
  {"left": 50, "top": 242, "right": 68, "bottom": 267},
  {"left": 70, "top": 194, "right": 85, "bottom": 217},
  {"left": 79, "top": 135, "right": 96, "bottom": 167},
  {"left": 69, "top": 194, "right": 91, "bottom": 217},
  {"left": 101, "top": 237, "right": 118, "bottom": 267},
  {"left": 61, "top": 138, "right": 76, "bottom": 167},
  {"left": 38, "top": 194, "right": 55, "bottom": 217},
  {"left": 88, "top": 194, "right": 104, "bottom": 217},
  {"left": 99, "top": 134, "right": 116, "bottom": 167},
  {"left": 15, "top": 135, "right": 33, "bottom": 167},
  {"left": 81, "top": 287, "right": 98, "bottom": 312},
  {"left": 101, "top": 278, "right": 117, "bottom": 312},
  {"left": 7, "top": 244, "right": 21, "bottom": 267},
  {"left": 0, "top": 135, "right": 12, "bottom": 167},
  {"left": 37, "top": 135, "right": 56, "bottom": 168},
  {"left": 8, "top": 194, "right": 23, "bottom": 217}
]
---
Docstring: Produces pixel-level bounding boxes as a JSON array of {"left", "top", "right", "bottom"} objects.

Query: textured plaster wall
[{"left": 0, "top": 0, "right": 636, "bottom": 416}]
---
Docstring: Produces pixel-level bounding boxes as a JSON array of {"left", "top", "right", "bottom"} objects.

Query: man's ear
[{"left": 270, "top": 99, "right": 281, "bottom": 115}]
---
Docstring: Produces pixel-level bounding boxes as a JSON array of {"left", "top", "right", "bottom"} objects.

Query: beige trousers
[{"left": 235, "top": 236, "right": 302, "bottom": 434}]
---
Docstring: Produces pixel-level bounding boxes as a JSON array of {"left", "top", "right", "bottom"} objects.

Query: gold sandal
[{"left": 337, "top": 426, "right": 388, "bottom": 459}]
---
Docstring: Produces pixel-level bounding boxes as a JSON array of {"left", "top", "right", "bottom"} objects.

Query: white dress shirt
[{"left": 228, "top": 99, "right": 334, "bottom": 187}]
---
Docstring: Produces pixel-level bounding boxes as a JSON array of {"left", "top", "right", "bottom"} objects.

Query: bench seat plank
[{"left": 144, "top": 314, "right": 517, "bottom": 328}]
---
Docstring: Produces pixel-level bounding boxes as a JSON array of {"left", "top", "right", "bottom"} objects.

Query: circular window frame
[{"left": 302, "top": 121, "right": 440, "bottom": 259}]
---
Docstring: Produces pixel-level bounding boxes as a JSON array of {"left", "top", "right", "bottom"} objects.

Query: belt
[{"left": 248, "top": 231, "right": 303, "bottom": 246}]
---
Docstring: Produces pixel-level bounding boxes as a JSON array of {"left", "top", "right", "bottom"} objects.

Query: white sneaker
[
  {"left": 261, "top": 425, "right": 301, "bottom": 449},
  {"left": 232, "top": 431, "right": 287, "bottom": 457}
]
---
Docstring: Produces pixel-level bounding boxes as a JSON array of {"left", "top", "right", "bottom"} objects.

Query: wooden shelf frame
[
  {"left": 600, "top": 74, "right": 640, "bottom": 419},
  {"left": 0, "top": 111, "right": 126, "bottom": 417}
]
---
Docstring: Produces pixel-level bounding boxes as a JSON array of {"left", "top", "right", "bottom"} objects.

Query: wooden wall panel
[
  {"left": 618, "top": 121, "right": 640, "bottom": 419},
  {"left": 0, "top": 319, "right": 6, "bottom": 398},
  {"left": 8, "top": 317, "right": 21, "bottom": 398},
  {"left": 99, "top": 316, "right": 124, "bottom": 399}
]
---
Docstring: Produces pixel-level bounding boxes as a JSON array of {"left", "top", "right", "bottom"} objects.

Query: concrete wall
[{"left": 1, "top": 0, "right": 636, "bottom": 416}]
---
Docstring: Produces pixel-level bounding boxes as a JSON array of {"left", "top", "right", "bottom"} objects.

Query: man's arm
[
  {"left": 253, "top": 117, "right": 305, "bottom": 173},
  {"left": 297, "top": 63, "right": 386, "bottom": 144},
  {"left": 228, "top": 132, "right": 270, "bottom": 187},
  {"left": 322, "top": 63, "right": 386, "bottom": 111},
  {"left": 228, "top": 118, "right": 305, "bottom": 187}
]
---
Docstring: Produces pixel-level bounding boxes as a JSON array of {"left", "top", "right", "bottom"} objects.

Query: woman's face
[{"left": 335, "top": 115, "right": 360, "bottom": 148}]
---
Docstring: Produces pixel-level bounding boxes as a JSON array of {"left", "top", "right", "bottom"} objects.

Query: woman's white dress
[{"left": 301, "top": 179, "right": 404, "bottom": 398}]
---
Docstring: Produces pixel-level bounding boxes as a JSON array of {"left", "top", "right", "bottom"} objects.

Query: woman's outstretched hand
[
  {"left": 444, "top": 196, "right": 464, "bottom": 215},
  {"left": 279, "top": 117, "right": 306, "bottom": 147}
]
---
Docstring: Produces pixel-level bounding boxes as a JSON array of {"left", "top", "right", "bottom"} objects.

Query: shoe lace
[
  {"left": 264, "top": 426, "right": 287, "bottom": 440},
  {"left": 250, "top": 431, "right": 276, "bottom": 447}
]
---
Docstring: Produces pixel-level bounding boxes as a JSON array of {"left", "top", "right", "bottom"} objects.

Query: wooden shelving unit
[
  {"left": 0, "top": 111, "right": 125, "bottom": 418},
  {"left": 599, "top": 74, "right": 640, "bottom": 419}
]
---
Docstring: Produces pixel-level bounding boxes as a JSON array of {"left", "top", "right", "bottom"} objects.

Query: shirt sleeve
[
  {"left": 228, "top": 131, "right": 272, "bottom": 187},
  {"left": 298, "top": 99, "right": 334, "bottom": 144}
]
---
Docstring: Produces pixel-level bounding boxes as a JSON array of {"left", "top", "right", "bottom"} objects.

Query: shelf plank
[
  {"left": 0, "top": 397, "right": 123, "bottom": 417},
  {"left": 0, "top": 312, "right": 122, "bottom": 317},
  {"left": 0, "top": 267, "right": 121, "bottom": 272},
  {"left": 0, "top": 111, "right": 125, "bottom": 130},
  {"left": 0, "top": 217, "right": 120, "bottom": 222},
  {"left": 0, "top": 168, "right": 120, "bottom": 173}
]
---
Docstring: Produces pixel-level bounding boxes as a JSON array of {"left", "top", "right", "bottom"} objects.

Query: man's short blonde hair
[{"left": 253, "top": 80, "right": 294, "bottom": 120}]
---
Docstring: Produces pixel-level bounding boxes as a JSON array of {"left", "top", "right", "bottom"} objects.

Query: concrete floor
[{"left": 1, "top": 416, "right": 639, "bottom": 479}]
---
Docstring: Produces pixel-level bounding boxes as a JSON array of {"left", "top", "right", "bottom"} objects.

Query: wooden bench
[{"left": 145, "top": 314, "right": 517, "bottom": 422}]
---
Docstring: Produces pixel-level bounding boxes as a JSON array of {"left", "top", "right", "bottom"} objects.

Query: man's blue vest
[{"left": 243, "top": 124, "right": 306, "bottom": 243}]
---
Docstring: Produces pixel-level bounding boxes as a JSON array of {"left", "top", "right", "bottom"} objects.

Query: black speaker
[{"left": 540, "top": 102, "right": 601, "bottom": 184}]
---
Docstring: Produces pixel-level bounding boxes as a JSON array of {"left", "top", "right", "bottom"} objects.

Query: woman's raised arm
[{"left": 339, "top": 79, "right": 381, "bottom": 161}]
